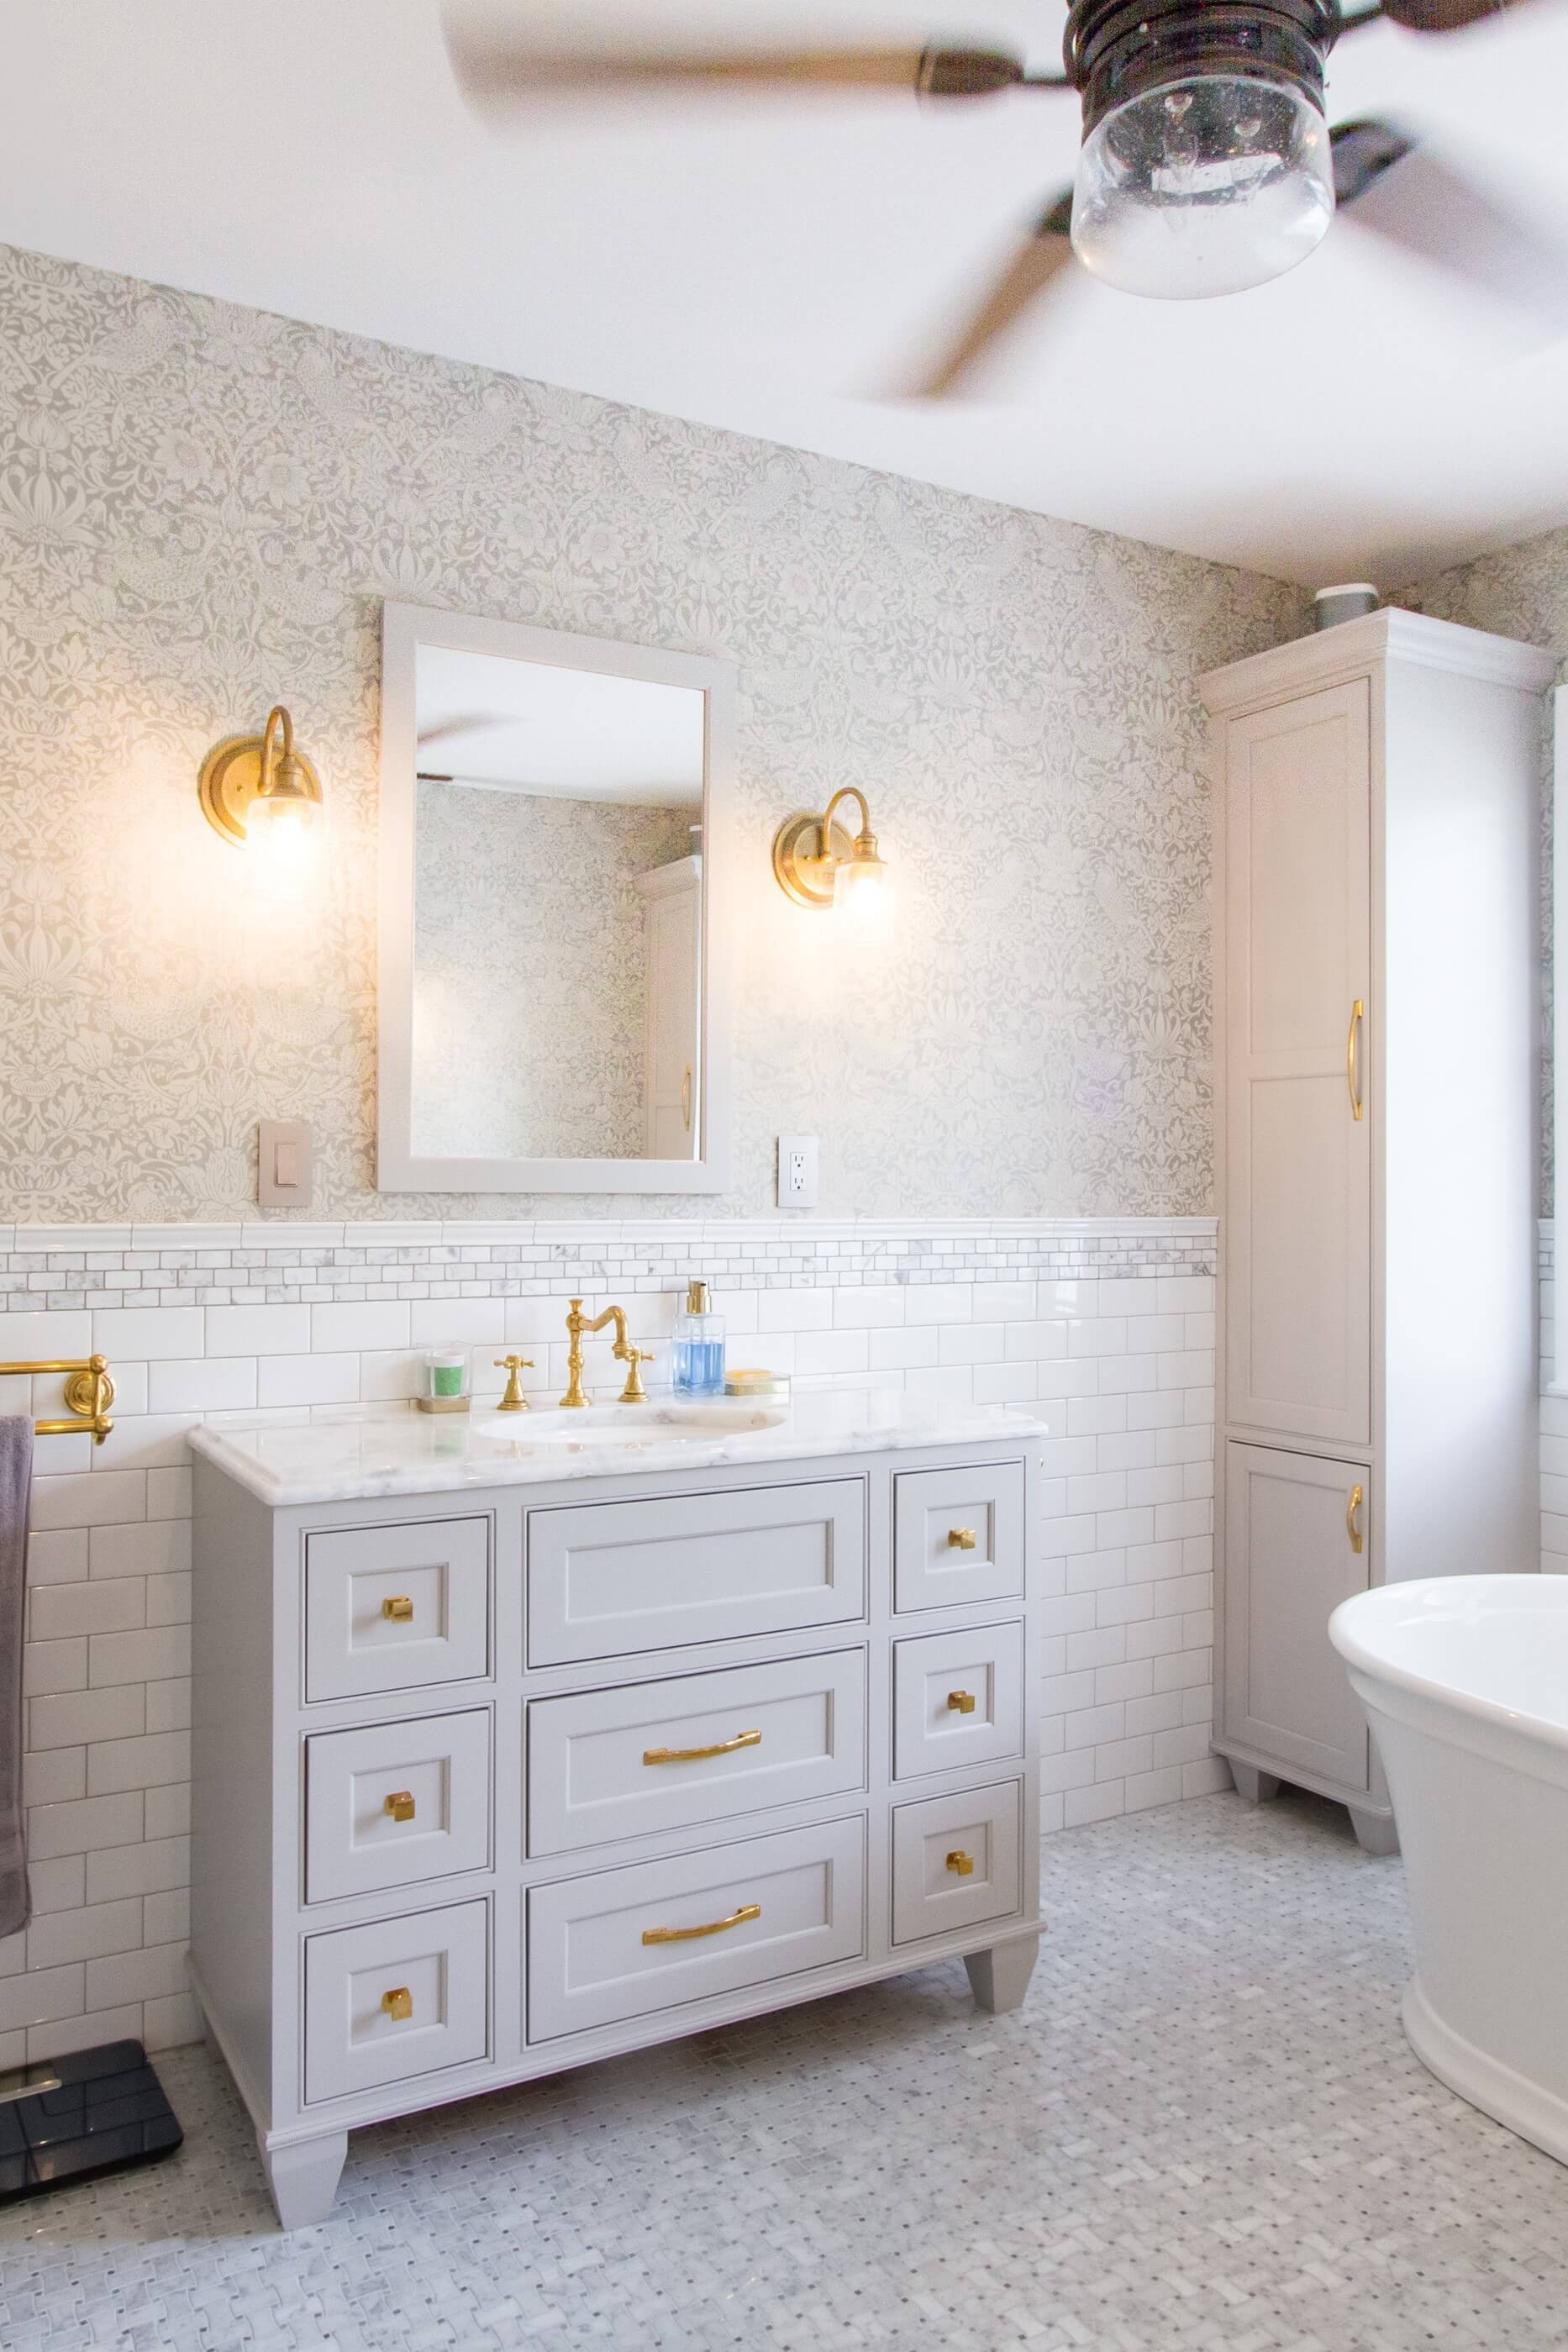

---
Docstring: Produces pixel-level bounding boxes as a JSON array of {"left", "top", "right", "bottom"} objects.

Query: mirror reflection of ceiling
[{"left": 414, "top": 645, "right": 706, "bottom": 804}]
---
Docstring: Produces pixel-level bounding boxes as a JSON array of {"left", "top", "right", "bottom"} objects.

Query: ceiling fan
[{"left": 443, "top": 1, "right": 1568, "bottom": 391}]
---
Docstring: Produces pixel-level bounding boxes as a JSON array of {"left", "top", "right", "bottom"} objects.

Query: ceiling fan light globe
[{"left": 1070, "top": 74, "right": 1334, "bottom": 299}]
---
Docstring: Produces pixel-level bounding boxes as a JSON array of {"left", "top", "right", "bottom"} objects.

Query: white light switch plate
[
  {"left": 258, "top": 1118, "right": 314, "bottom": 1210},
  {"left": 776, "top": 1135, "right": 818, "bottom": 1210}
]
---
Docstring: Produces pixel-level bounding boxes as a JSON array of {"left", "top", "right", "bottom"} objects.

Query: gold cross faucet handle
[
  {"left": 493, "top": 1355, "right": 535, "bottom": 1411},
  {"left": 618, "top": 1347, "right": 655, "bottom": 1405}
]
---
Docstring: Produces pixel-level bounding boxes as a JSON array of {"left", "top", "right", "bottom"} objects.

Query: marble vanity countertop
[{"left": 187, "top": 1389, "right": 1050, "bottom": 1507}]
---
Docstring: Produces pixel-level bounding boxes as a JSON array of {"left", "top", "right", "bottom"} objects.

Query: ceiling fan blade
[
  {"left": 444, "top": 8, "right": 1029, "bottom": 103},
  {"left": 909, "top": 195, "right": 1076, "bottom": 398},
  {"left": 1330, "top": 118, "right": 1419, "bottom": 203},
  {"left": 1332, "top": 120, "right": 1568, "bottom": 331},
  {"left": 1378, "top": 0, "right": 1538, "bottom": 30},
  {"left": 415, "top": 713, "right": 513, "bottom": 747}
]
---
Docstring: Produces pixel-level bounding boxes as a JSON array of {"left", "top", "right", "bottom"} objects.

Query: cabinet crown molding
[{"left": 1199, "top": 607, "right": 1559, "bottom": 715}]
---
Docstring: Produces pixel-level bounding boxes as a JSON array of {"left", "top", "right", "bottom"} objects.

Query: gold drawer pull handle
[
  {"left": 381, "top": 1986, "right": 413, "bottom": 2022},
  {"left": 947, "top": 1690, "right": 977, "bottom": 1715},
  {"left": 1347, "top": 998, "right": 1365, "bottom": 1123},
  {"left": 947, "top": 1528, "right": 977, "bottom": 1551},
  {"left": 945, "top": 1850, "right": 975, "bottom": 1877},
  {"left": 644, "top": 1729, "right": 762, "bottom": 1767},
  {"left": 381, "top": 1596, "right": 414, "bottom": 1623},
  {"left": 1347, "top": 1482, "right": 1365, "bottom": 1556},
  {"left": 384, "top": 1791, "right": 416, "bottom": 1823},
  {"left": 681, "top": 1065, "right": 692, "bottom": 1133},
  {"left": 642, "top": 1902, "right": 760, "bottom": 1947}
]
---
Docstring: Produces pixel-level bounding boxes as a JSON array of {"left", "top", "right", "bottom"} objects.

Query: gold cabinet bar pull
[
  {"left": 383, "top": 1791, "right": 416, "bottom": 1823},
  {"left": 643, "top": 1729, "right": 761, "bottom": 1767},
  {"left": 947, "top": 1528, "right": 977, "bottom": 1551},
  {"left": 381, "top": 1596, "right": 414, "bottom": 1623},
  {"left": 681, "top": 1066, "right": 692, "bottom": 1133},
  {"left": 1347, "top": 1483, "right": 1365, "bottom": 1556},
  {"left": 945, "top": 1850, "right": 975, "bottom": 1876},
  {"left": 946, "top": 1690, "right": 977, "bottom": 1715},
  {"left": 381, "top": 1986, "right": 413, "bottom": 2021},
  {"left": 642, "top": 1902, "right": 760, "bottom": 1947},
  {"left": 1346, "top": 998, "right": 1365, "bottom": 1123}
]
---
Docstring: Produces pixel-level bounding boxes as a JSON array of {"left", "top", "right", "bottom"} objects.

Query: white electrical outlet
[{"left": 776, "top": 1134, "right": 819, "bottom": 1209}]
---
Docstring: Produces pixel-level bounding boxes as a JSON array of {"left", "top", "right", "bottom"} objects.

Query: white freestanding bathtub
[{"left": 1329, "top": 1576, "right": 1568, "bottom": 2164}]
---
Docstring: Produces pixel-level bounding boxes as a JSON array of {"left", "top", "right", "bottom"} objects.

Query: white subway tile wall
[{"left": 0, "top": 1217, "right": 1218, "bottom": 2065}]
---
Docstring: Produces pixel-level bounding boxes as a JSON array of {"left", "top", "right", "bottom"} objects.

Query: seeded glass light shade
[
  {"left": 1070, "top": 72, "right": 1334, "bottom": 299},
  {"left": 245, "top": 780, "right": 323, "bottom": 888},
  {"left": 832, "top": 839, "right": 890, "bottom": 920}
]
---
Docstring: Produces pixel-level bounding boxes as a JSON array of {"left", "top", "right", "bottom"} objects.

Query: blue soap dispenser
[{"left": 672, "top": 1279, "right": 726, "bottom": 1397}]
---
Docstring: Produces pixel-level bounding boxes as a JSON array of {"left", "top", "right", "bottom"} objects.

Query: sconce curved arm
[
  {"left": 257, "top": 705, "right": 294, "bottom": 797},
  {"left": 819, "top": 786, "right": 872, "bottom": 858}
]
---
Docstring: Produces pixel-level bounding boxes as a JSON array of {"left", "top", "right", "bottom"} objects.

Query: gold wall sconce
[
  {"left": 771, "top": 787, "right": 890, "bottom": 916},
  {"left": 198, "top": 705, "right": 324, "bottom": 855}
]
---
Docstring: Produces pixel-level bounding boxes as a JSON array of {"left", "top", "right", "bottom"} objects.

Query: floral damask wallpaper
[
  {"left": 1397, "top": 528, "right": 1568, "bottom": 1212},
  {"left": 412, "top": 781, "right": 692, "bottom": 1160},
  {"left": 0, "top": 241, "right": 1304, "bottom": 1220}
]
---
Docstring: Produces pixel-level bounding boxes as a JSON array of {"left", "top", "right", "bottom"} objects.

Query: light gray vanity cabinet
[
  {"left": 1203, "top": 609, "right": 1552, "bottom": 1850},
  {"left": 187, "top": 1422, "right": 1045, "bottom": 2228}
]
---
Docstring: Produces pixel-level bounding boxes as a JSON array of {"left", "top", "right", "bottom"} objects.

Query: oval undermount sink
[{"left": 475, "top": 1401, "right": 788, "bottom": 1444}]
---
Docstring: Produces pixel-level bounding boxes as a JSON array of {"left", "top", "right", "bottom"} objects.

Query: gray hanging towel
[{"left": 0, "top": 1414, "right": 33, "bottom": 1940}]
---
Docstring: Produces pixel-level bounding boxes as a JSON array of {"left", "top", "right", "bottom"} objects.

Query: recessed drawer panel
[
  {"left": 303, "top": 1898, "right": 488, "bottom": 2104},
  {"left": 526, "top": 1481, "right": 866, "bottom": 1667},
  {"left": 305, "top": 1709, "right": 492, "bottom": 1902},
  {"left": 892, "top": 1463, "right": 1023, "bottom": 1614},
  {"left": 891, "top": 1780, "right": 1022, "bottom": 1946},
  {"left": 304, "top": 1517, "right": 491, "bottom": 1702},
  {"left": 893, "top": 1621, "right": 1025, "bottom": 1781},
  {"left": 527, "top": 1650, "right": 867, "bottom": 1857},
  {"left": 527, "top": 1816, "right": 865, "bottom": 2042}
]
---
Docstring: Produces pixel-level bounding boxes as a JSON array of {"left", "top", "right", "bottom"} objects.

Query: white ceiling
[
  {"left": 416, "top": 642, "right": 705, "bottom": 801},
  {"left": 5, "top": 0, "right": 1568, "bottom": 586}
]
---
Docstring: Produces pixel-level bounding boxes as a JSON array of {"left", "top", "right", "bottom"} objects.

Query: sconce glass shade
[
  {"left": 245, "top": 779, "right": 324, "bottom": 889},
  {"left": 1071, "top": 72, "right": 1334, "bottom": 298},
  {"left": 832, "top": 836, "right": 890, "bottom": 920}
]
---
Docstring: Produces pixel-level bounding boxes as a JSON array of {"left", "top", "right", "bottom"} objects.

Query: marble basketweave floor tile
[{"left": 1, "top": 1790, "right": 1565, "bottom": 2350}]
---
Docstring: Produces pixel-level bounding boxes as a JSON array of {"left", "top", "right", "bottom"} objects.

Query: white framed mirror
[{"left": 377, "top": 602, "right": 735, "bottom": 1192}]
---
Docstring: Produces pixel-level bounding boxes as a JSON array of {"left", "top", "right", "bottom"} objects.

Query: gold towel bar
[{"left": 0, "top": 1355, "right": 116, "bottom": 1445}]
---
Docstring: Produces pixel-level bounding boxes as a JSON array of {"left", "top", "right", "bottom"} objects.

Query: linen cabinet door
[
  {"left": 1225, "top": 682, "right": 1371, "bottom": 1447},
  {"left": 1223, "top": 1443, "right": 1370, "bottom": 1792}
]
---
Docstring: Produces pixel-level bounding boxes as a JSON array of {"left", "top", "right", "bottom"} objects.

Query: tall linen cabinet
[{"left": 1202, "top": 609, "right": 1554, "bottom": 1851}]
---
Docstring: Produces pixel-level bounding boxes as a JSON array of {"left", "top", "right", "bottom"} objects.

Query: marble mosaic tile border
[{"left": 0, "top": 1218, "right": 1218, "bottom": 1316}]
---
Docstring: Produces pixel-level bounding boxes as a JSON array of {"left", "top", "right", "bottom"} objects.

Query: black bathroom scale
[{"left": 0, "top": 2039, "right": 182, "bottom": 2201}]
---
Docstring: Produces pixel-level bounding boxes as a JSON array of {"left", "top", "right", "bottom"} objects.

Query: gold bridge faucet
[{"left": 561, "top": 1299, "right": 655, "bottom": 1408}]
